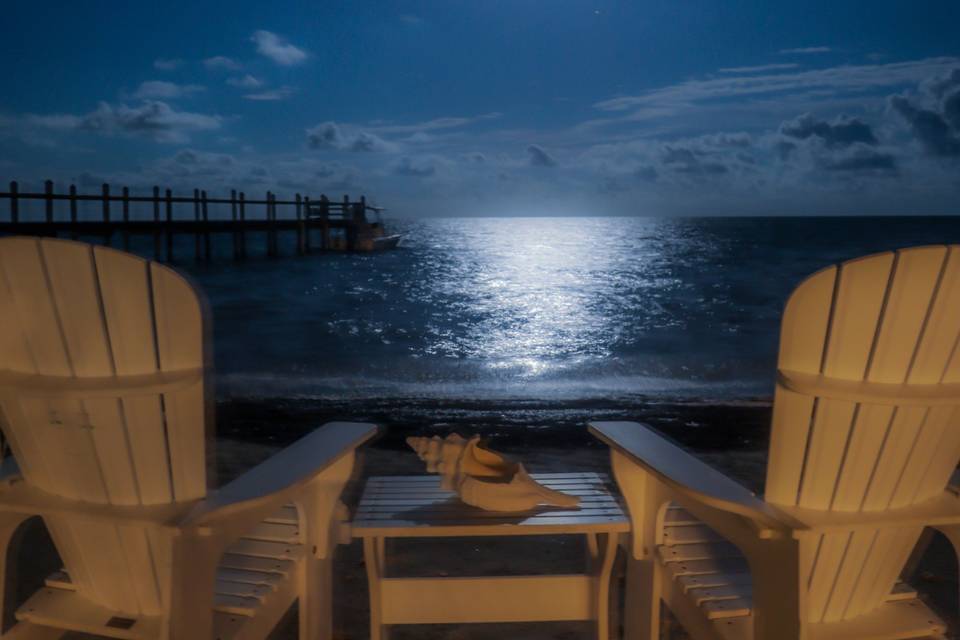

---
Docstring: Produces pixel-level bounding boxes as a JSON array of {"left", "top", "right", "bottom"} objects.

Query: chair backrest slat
[
  {"left": 94, "top": 247, "right": 161, "bottom": 376},
  {"left": 902, "top": 248, "right": 960, "bottom": 384},
  {"left": 0, "top": 238, "right": 72, "bottom": 375},
  {"left": 149, "top": 263, "right": 207, "bottom": 502},
  {"left": 841, "top": 526, "right": 923, "bottom": 620},
  {"left": 765, "top": 266, "right": 835, "bottom": 507}
]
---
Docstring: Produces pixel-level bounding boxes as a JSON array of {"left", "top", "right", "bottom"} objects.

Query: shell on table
[{"left": 405, "top": 434, "right": 581, "bottom": 512}]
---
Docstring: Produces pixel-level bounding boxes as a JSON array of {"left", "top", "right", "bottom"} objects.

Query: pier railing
[{"left": 0, "top": 179, "right": 383, "bottom": 261}]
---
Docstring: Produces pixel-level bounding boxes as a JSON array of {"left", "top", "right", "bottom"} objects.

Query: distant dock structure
[{"left": 0, "top": 180, "right": 400, "bottom": 262}]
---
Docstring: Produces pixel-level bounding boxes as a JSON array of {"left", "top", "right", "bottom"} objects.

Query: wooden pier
[{"left": 0, "top": 180, "right": 388, "bottom": 262}]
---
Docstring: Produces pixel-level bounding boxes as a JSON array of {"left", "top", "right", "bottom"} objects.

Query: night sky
[{"left": 2, "top": 1, "right": 959, "bottom": 216}]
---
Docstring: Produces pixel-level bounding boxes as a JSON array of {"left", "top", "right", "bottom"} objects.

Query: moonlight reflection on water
[{"left": 176, "top": 216, "right": 960, "bottom": 402}]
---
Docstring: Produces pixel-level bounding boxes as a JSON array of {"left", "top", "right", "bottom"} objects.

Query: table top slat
[
  {"left": 354, "top": 509, "right": 625, "bottom": 521},
  {"left": 357, "top": 496, "right": 619, "bottom": 508},
  {"left": 352, "top": 472, "right": 628, "bottom": 537},
  {"left": 364, "top": 472, "right": 601, "bottom": 482},
  {"left": 356, "top": 490, "right": 610, "bottom": 500}
]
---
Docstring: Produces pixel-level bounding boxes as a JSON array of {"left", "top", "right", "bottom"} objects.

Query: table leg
[
  {"left": 595, "top": 532, "right": 619, "bottom": 640},
  {"left": 586, "top": 533, "right": 600, "bottom": 562},
  {"left": 586, "top": 533, "right": 600, "bottom": 572},
  {"left": 363, "top": 537, "right": 389, "bottom": 640}
]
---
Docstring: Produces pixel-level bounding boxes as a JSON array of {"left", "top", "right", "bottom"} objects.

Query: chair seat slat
[
  {"left": 662, "top": 525, "right": 724, "bottom": 546},
  {"left": 658, "top": 542, "right": 743, "bottom": 564},
  {"left": 702, "top": 597, "right": 752, "bottom": 620},
  {"left": 218, "top": 553, "right": 295, "bottom": 576}
]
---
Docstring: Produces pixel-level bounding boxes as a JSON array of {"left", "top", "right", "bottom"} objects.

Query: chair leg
[
  {"left": 0, "top": 513, "right": 33, "bottom": 639},
  {"left": 748, "top": 537, "right": 804, "bottom": 640},
  {"left": 299, "top": 553, "right": 333, "bottom": 640},
  {"left": 622, "top": 557, "right": 660, "bottom": 640},
  {"left": 934, "top": 524, "right": 960, "bottom": 622},
  {"left": 163, "top": 535, "right": 221, "bottom": 640}
]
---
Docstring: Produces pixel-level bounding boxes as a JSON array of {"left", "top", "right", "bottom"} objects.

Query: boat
[
  {"left": 305, "top": 197, "right": 402, "bottom": 252},
  {"left": 372, "top": 233, "right": 403, "bottom": 251}
]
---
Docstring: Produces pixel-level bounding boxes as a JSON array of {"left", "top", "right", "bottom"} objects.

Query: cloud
[
  {"left": 579, "top": 131, "right": 764, "bottom": 187},
  {"left": 244, "top": 86, "right": 296, "bottom": 101},
  {"left": 400, "top": 15, "right": 424, "bottom": 26},
  {"left": 590, "top": 58, "right": 960, "bottom": 122},
  {"left": 698, "top": 132, "right": 753, "bottom": 148},
  {"left": 947, "top": 91, "right": 960, "bottom": 131},
  {"left": 771, "top": 114, "right": 897, "bottom": 175},
  {"left": 204, "top": 56, "right": 242, "bottom": 71},
  {"left": 889, "top": 68, "right": 960, "bottom": 157},
  {"left": 352, "top": 131, "right": 392, "bottom": 152},
  {"left": 173, "top": 148, "right": 234, "bottom": 168},
  {"left": 369, "top": 112, "right": 502, "bottom": 135},
  {"left": 926, "top": 68, "right": 960, "bottom": 98},
  {"left": 133, "top": 81, "right": 205, "bottom": 100},
  {"left": 27, "top": 101, "right": 222, "bottom": 143},
  {"left": 719, "top": 63, "right": 800, "bottom": 74},
  {"left": 306, "top": 121, "right": 344, "bottom": 148},
  {"left": 153, "top": 58, "right": 183, "bottom": 71},
  {"left": 779, "top": 113, "right": 877, "bottom": 148},
  {"left": 251, "top": 30, "right": 307, "bottom": 66},
  {"left": 661, "top": 145, "right": 729, "bottom": 176},
  {"left": 393, "top": 156, "right": 437, "bottom": 177},
  {"left": 227, "top": 74, "right": 263, "bottom": 88},
  {"left": 779, "top": 47, "right": 832, "bottom": 55},
  {"left": 306, "top": 121, "right": 394, "bottom": 152},
  {"left": 24, "top": 113, "right": 83, "bottom": 130},
  {"left": 404, "top": 131, "right": 437, "bottom": 144},
  {"left": 820, "top": 145, "right": 897, "bottom": 172},
  {"left": 635, "top": 165, "right": 658, "bottom": 182},
  {"left": 125, "top": 148, "right": 279, "bottom": 189},
  {"left": 527, "top": 144, "right": 557, "bottom": 167},
  {"left": 890, "top": 96, "right": 960, "bottom": 157}
]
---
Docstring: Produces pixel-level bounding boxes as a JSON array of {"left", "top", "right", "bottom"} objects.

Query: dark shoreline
[{"left": 216, "top": 396, "right": 775, "bottom": 453}]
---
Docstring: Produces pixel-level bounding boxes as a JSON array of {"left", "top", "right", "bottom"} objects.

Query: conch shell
[{"left": 406, "top": 434, "right": 580, "bottom": 512}]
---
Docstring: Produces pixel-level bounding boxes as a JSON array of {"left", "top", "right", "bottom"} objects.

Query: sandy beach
[
  {"left": 211, "top": 399, "right": 960, "bottom": 639},
  {"left": 10, "top": 399, "right": 957, "bottom": 639}
]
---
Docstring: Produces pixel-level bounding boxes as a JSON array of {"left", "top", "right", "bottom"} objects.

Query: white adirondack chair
[
  {"left": 0, "top": 236, "right": 378, "bottom": 640},
  {"left": 591, "top": 245, "right": 960, "bottom": 640}
]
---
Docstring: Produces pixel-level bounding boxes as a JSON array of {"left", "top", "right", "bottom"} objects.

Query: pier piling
[
  {"left": 152, "top": 186, "right": 161, "bottom": 260},
  {"left": 44, "top": 180, "right": 54, "bottom": 228},
  {"left": 122, "top": 186, "right": 130, "bottom": 250},
  {"left": 201, "top": 190, "right": 210, "bottom": 262},
  {"left": 9, "top": 181, "right": 18, "bottom": 224},
  {"left": 165, "top": 188, "right": 174, "bottom": 262},
  {"left": 101, "top": 184, "right": 111, "bottom": 246},
  {"left": 69, "top": 184, "right": 78, "bottom": 239}
]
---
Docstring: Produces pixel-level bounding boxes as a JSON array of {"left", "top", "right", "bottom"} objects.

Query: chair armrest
[
  {"left": 181, "top": 421, "right": 378, "bottom": 529},
  {"left": 589, "top": 421, "right": 803, "bottom": 533}
]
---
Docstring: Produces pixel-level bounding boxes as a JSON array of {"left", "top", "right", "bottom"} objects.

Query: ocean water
[{"left": 151, "top": 216, "right": 959, "bottom": 405}]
